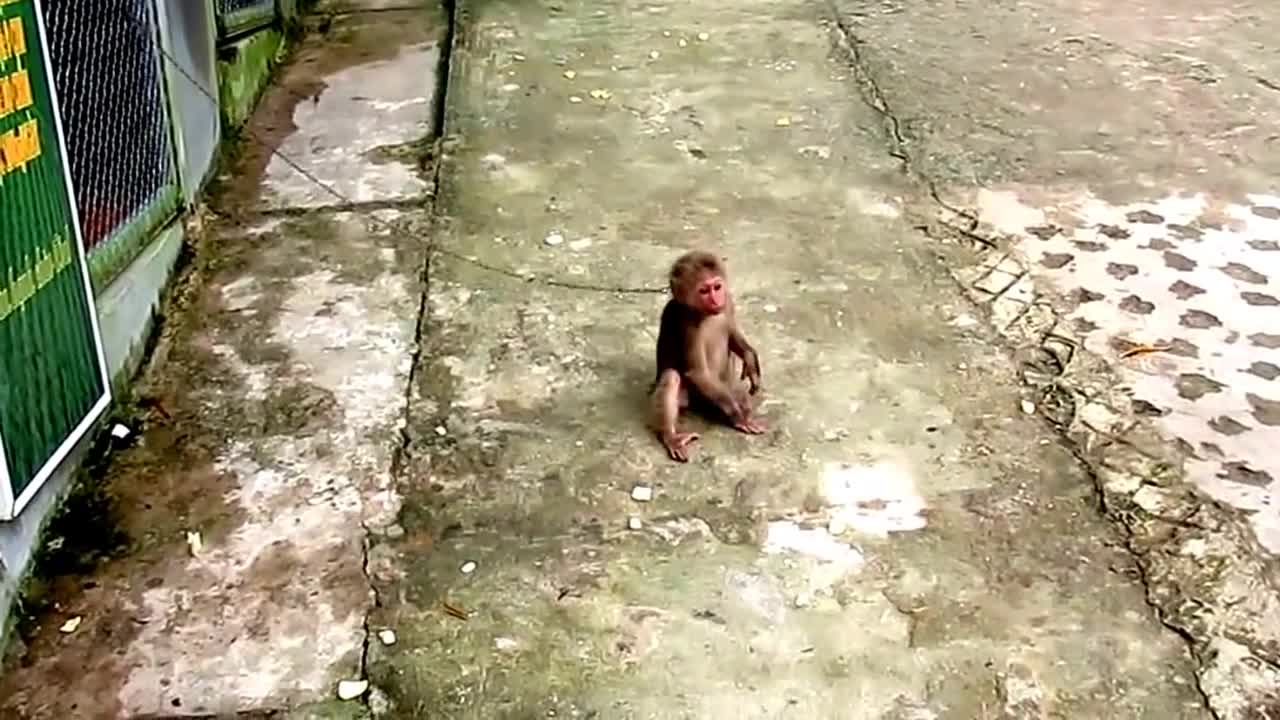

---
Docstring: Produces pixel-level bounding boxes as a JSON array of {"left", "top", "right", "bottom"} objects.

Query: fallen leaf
[
  {"left": 442, "top": 601, "right": 469, "bottom": 621},
  {"left": 1120, "top": 344, "right": 1171, "bottom": 359},
  {"left": 186, "top": 530, "right": 202, "bottom": 557}
]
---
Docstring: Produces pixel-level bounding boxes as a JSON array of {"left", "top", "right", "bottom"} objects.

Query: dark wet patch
[
  {"left": 1040, "top": 253, "right": 1073, "bottom": 269},
  {"left": 1072, "top": 317, "right": 1098, "bottom": 334},
  {"left": 1218, "top": 461, "right": 1273, "bottom": 487},
  {"left": 1220, "top": 262, "right": 1267, "bottom": 284},
  {"left": 1179, "top": 309, "right": 1222, "bottom": 329},
  {"left": 1073, "top": 240, "right": 1107, "bottom": 252},
  {"left": 1162, "top": 251, "right": 1196, "bottom": 271},
  {"left": 1247, "top": 239, "right": 1279, "bottom": 251},
  {"left": 1144, "top": 238, "right": 1175, "bottom": 250},
  {"left": 1168, "top": 280, "right": 1206, "bottom": 300},
  {"left": 1126, "top": 209, "right": 1164, "bottom": 224},
  {"left": 1096, "top": 224, "right": 1130, "bottom": 239},
  {"left": 1208, "top": 416, "right": 1249, "bottom": 435},
  {"left": 1131, "top": 399, "right": 1167, "bottom": 417},
  {"left": 1246, "top": 361, "right": 1280, "bottom": 381},
  {"left": 1246, "top": 393, "right": 1280, "bottom": 426},
  {"left": 1105, "top": 262, "right": 1138, "bottom": 280},
  {"left": 1025, "top": 224, "right": 1061, "bottom": 240},
  {"left": 1172, "top": 437, "right": 1197, "bottom": 457},
  {"left": 1070, "top": 287, "right": 1104, "bottom": 304},
  {"left": 1118, "top": 295, "right": 1155, "bottom": 314},
  {"left": 1249, "top": 333, "right": 1280, "bottom": 349},
  {"left": 1251, "top": 205, "right": 1280, "bottom": 220},
  {"left": 262, "top": 382, "right": 341, "bottom": 435},
  {"left": 1162, "top": 337, "right": 1200, "bottom": 358},
  {"left": 1241, "top": 291, "right": 1280, "bottom": 306},
  {"left": 1175, "top": 373, "right": 1226, "bottom": 400},
  {"left": 1167, "top": 224, "right": 1203, "bottom": 240},
  {"left": 364, "top": 134, "right": 437, "bottom": 180}
]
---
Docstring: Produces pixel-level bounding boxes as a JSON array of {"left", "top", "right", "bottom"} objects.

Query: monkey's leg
[{"left": 653, "top": 369, "right": 699, "bottom": 462}]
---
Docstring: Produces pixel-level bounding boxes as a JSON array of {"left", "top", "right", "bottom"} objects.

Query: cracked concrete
[
  {"left": 0, "top": 2, "right": 441, "bottom": 717},
  {"left": 367, "top": 0, "right": 1212, "bottom": 717},
  {"left": 4, "top": 0, "right": 1278, "bottom": 718},
  {"left": 827, "top": 0, "right": 1280, "bottom": 716}
]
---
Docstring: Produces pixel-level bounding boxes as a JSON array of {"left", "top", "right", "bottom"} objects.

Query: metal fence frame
[{"left": 215, "top": 0, "right": 276, "bottom": 39}]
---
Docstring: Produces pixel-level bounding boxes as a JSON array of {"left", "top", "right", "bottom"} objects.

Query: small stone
[
  {"left": 663, "top": 30, "right": 671, "bottom": 37},
  {"left": 110, "top": 424, "right": 131, "bottom": 439},
  {"left": 568, "top": 96, "right": 583, "bottom": 104},
  {"left": 569, "top": 238, "right": 593, "bottom": 250},
  {"left": 697, "top": 31, "right": 710, "bottom": 41},
  {"left": 59, "top": 617, "right": 81, "bottom": 634},
  {"left": 628, "top": 517, "right": 643, "bottom": 530},
  {"left": 461, "top": 561, "right": 477, "bottom": 574},
  {"left": 337, "top": 680, "right": 369, "bottom": 701},
  {"left": 563, "top": 70, "right": 577, "bottom": 80},
  {"left": 764, "top": 304, "right": 779, "bottom": 313},
  {"left": 512, "top": 53, "right": 526, "bottom": 61},
  {"left": 500, "top": 83, "right": 520, "bottom": 92},
  {"left": 678, "top": 38, "right": 688, "bottom": 47},
  {"left": 495, "top": 637, "right": 519, "bottom": 652},
  {"left": 589, "top": 89, "right": 612, "bottom": 100},
  {"left": 794, "top": 592, "right": 813, "bottom": 608},
  {"left": 631, "top": 485, "right": 654, "bottom": 502},
  {"left": 384, "top": 524, "right": 405, "bottom": 539},
  {"left": 649, "top": 50, "right": 661, "bottom": 59},
  {"left": 544, "top": 232, "right": 565, "bottom": 246},
  {"left": 434, "top": 425, "right": 447, "bottom": 436},
  {"left": 775, "top": 116, "right": 791, "bottom": 127},
  {"left": 1020, "top": 400, "right": 1036, "bottom": 414},
  {"left": 378, "top": 629, "right": 397, "bottom": 646}
]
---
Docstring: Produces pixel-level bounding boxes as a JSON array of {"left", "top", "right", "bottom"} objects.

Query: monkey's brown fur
[{"left": 650, "top": 250, "right": 765, "bottom": 462}]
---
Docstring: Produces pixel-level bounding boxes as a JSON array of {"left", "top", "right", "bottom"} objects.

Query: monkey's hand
[
  {"left": 740, "top": 350, "right": 762, "bottom": 395},
  {"left": 662, "top": 431, "right": 700, "bottom": 462},
  {"left": 733, "top": 413, "right": 767, "bottom": 435},
  {"left": 728, "top": 390, "right": 766, "bottom": 434}
]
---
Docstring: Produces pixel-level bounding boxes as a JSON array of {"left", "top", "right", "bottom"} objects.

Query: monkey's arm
[{"left": 728, "top": 326, "right": 762, "bottom": 393}]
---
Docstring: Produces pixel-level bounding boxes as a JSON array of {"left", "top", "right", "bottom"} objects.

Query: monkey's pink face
[{"left": 694, "top": 274, "right": 727, "bottom": 314}]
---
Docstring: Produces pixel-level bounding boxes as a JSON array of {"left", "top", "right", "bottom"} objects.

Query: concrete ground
[{"left": 3, "top": 0, "right": 1278, "bottom": 719}]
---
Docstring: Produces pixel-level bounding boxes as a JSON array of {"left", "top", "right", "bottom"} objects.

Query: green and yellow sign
[{"left": 0, "top": 0, "right": 110, "bottom": 519}]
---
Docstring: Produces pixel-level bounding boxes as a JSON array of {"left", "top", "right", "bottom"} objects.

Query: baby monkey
[{"left": 650, "top": 250, "right": 766, "bottom": 462}]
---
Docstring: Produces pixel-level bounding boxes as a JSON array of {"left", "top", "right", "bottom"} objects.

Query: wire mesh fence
[
  {"left": 40, "top": 0, "right": 180, "bottom": 289},
  {"left": 216, "top": 0, "right": 276, "bottom": 38}
]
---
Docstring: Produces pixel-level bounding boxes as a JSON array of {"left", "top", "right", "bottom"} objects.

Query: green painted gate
[{"left": 0, "top": 0, "right": 110, "bottom": 519}]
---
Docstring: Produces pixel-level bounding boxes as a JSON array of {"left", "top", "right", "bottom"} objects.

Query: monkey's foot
[
  {"left": 663, "top": 431, "right": 700, "bottom": 462},
  {"left": 733, "top": 417, "right": 767, "bottom": 435}
]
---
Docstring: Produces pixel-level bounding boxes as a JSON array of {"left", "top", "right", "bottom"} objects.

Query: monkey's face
[{"left": 690, "top": 272, "right": 727, "bottom": 315}]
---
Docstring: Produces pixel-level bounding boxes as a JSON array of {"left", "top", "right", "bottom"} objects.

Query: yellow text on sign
[
  {"left": 0, "top": 116, "right": 38, "bottom": 175},
  {"left": 0, "top": 16, "right": 25, "bottom": 62},
  {"left": 0, "top": 234, "right": 75, "bottom": 322},
  {"left": 0, "top": 67, "right": 32, "bottom": 118}
]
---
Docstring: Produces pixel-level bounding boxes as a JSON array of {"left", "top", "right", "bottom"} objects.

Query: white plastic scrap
[{"left": 337, "top": 680, "right": 369, "bottom": 701}]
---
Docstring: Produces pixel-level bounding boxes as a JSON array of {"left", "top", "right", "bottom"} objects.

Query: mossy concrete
[{"left": 218, "top": 27, "right": 287, "bottom": 132}]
